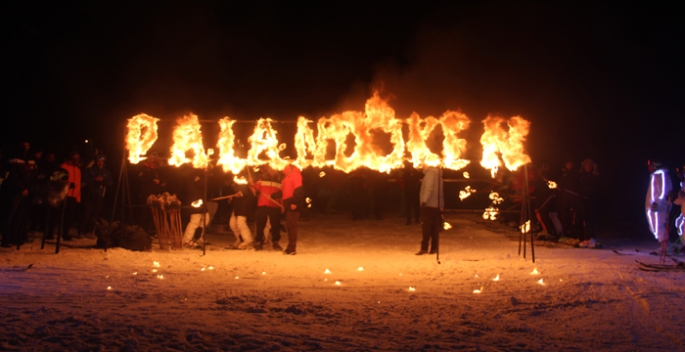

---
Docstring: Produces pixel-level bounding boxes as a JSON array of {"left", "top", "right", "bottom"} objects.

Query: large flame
[
  {"left": 125, "top": 94, "right": 530, "bottom": 174},
  {"left": 126, "top": 113, "right": 160, "bottom": 164},
  {"left": 480, "top": 115, "right": 531, "bottom": 177},
  {"left": 169, "top": 113, "right": 209, "bottom": 168},
  {"left": 246, "top": 118, "right": 288, "bottom": 171},
  {"left": 216, "top": 117, "right": 246, "bottom": 174},
  {"left": 294, "top": 116, "right": 317, "bottom": 170}
]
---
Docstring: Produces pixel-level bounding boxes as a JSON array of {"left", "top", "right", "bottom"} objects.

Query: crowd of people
[
  {"left": 0, "top": 141, "right": 113, "bottom": 248},
  {"left": 3, "top": 139, "right": 681, "bottom": 255},
  {"left": 530, "top": 158, "right": 601, "bottom": 248}
]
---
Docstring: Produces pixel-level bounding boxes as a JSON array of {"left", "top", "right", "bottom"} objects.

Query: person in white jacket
[
  {"left": 416, "top": 165, "right": 444, "bottom": 255},
  {"left": 645, "top": 160, "right": 672, "bottom": 244}
]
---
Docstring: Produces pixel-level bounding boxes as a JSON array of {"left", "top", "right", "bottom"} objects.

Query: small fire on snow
[
  {"left": 153, "top": 261, "right": 160, "bottom": 268},
  {"left": 463, "top": 171, "right": 470, "bottom": 179},
  {"left": 493, "top": 275, "right": 500, "bottom": 281},
  {"left": 443, "top": 222, "right": 453, "bottom": 230},
  {"left": 358, "top": 267, "right": 364, "bottom": 271},
  {"left": 473, "top": 287, "right": 483, "bottom": 294},
  {"left": 335, "top": 281, "right": 341, "bottom": 285},
  {"left": 324, "top": 269, "right": 331, "bottom": 274},
  {"left": 408, "top": 286, "right": 416, "bottom": 292},
  {"left": 530, "top": 268, "right": 539, "bottom": 275},
  {"left": 537, "top": 278, "right": 545, "bottom": 285}
]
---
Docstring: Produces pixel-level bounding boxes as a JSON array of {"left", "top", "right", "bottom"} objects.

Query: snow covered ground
[{"left": 1, "top": 213, "right": 684, "bottom": 351}]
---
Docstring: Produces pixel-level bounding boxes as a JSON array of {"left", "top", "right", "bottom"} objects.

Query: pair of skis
[
  {"left": 612, "top": 249, "right": 685, "bottom": 272},
  {"left": 635, "top": 260, "right": 685, "bottom": 272}
]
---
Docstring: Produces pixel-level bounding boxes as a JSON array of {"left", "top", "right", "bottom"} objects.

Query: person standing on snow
[
  {"left": 249, "top": 165, "right": 283, "bottom": 251},
  {"left": 578, "top": 159, "right": 600, "bottom": 248},
  {"left": 645, "top": 160, "right": 672, "bottom": 249},
  {"left": 182, "top": 170, "right": 210, "bottom": 247},
  {"left": 80, "top": 154, "right": 113, "bottom": 237},
  {"left": 416, "top": 163, "right": 444, "bottom": 256},
  {"left": 227, "top": 179, "right": 256, "bottom": 250},
  {"left": 281, "top": 164, "right": 304, "bottom": 255},
  {"left": 59, "top": 151, "right": 82, "bottom": 241},
  {"left": 673, "top": 164, "right": 684, "bottom": 244}
]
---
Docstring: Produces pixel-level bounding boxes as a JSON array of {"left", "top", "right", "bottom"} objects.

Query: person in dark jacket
[
  {"left": 79, "top": 155, "right": 113, "bottom": 237},
  {"left": 227, "top": 180, "right": 256, "bottom": 249},
  {"left": 401, "top": 161, "right": 422, "bottom": 225},
  {"left": 0, "top": 142, "right": 34, "bottom": 247}
]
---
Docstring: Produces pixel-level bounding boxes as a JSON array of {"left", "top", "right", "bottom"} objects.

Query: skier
[
  {"left": 674, "top": 164, "right": 684, "bottom": 244},
  {"left": 645, "top": 160, "right": 672, "bottom": 249}
]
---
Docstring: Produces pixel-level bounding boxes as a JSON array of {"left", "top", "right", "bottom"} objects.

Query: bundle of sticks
[{"left": 147, "top": 193, "right": 183, "bottom": 250}]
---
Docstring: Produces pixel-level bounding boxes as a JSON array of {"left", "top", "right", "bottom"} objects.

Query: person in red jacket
[
  {"left": 59, "top": 151, "right": 81, "bottom": 241},
  {"left": 249, "top": 165, "right": 283, "bottom": 251},
  {"left": 281, "top": 164, "right": 304, "bottom": 255}
]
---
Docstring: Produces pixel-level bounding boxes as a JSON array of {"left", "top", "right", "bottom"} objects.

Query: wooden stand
[{"left": 150, "top": 205, "right": 183, "bottom": 250}]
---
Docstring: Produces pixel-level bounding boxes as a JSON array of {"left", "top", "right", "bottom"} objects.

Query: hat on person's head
[{"left": 648, "top": 159, "right": 663, "bottom": 169}]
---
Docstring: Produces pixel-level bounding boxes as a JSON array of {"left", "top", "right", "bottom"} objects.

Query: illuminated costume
[
  {"left": 645, "top": 163, "right": 672, "bottom": 243},
  {"left": 673, "top": 168, "right": 685, "bottom": 244}
]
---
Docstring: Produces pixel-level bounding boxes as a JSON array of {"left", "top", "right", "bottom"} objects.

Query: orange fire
[
  {"left": 217, "top": 117, "right": 246, "bottom": 174},
  {"left": 125, "top": 94, "right": 530, "bottom": 174},
  {"left": 480, "top": 115, "right": 531, "bottom": 177},
  {"left": 168, "top": 113, "right": 209, "bottom": 168},
  {"left": 459, "top": 185, "right": 476, "bottom": 201},
  {"left": 294, "top": 116, "right": 317, "bottom": 170},
  {"left": 126, "top": 113, "right": 160, "bottom": 164},
  {"left": 246, "top": 118, "right": 288, "bottom": 171}
]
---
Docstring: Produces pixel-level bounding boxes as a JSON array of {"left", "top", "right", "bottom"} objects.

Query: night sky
[{"left": 3, "top": 2, "right": 683, "bottom": 183}]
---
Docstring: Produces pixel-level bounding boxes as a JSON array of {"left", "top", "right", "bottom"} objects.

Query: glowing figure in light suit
[
  {"left": 674, "top": 175, "right": 684, "bottom": 243},
  {"left": 645, "top": 162, "right": 672, "bottom": 243}
]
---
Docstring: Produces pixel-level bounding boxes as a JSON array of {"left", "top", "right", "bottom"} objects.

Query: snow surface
[{"left": 1, "top": 213, "right": 684, "bottom": 351}]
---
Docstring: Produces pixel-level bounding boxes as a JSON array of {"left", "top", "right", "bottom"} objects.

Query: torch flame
[
  {"left": 463, "top": 172, "right": 470, "bottom": 179},
  {"left": 319, "top": 171, "right": 326, "bottom": 178},
  {"left": 191, "top": 199, "right": 203, "bottom": 208},
  {"left": 547, "top": 181, "right": 557, "bottom": 189},
  {"left": 459, "top": 185, "right": 476, "bottom": 201},
  {"left": 233, "top": 176, "right": 248, "bottom": 185},
  {"left": 443, "top": 222, "right": 452, "bottom": 230},
  {"left": 520, "top": 220, "right": 531, "bottom": 234},
  {"left": 126, "top": 114, "right": 159, "bottom": 164}
]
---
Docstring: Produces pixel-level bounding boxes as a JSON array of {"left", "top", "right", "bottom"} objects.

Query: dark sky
[{"left": 3, "top": 0, "right": 684, "bottom": 168}]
